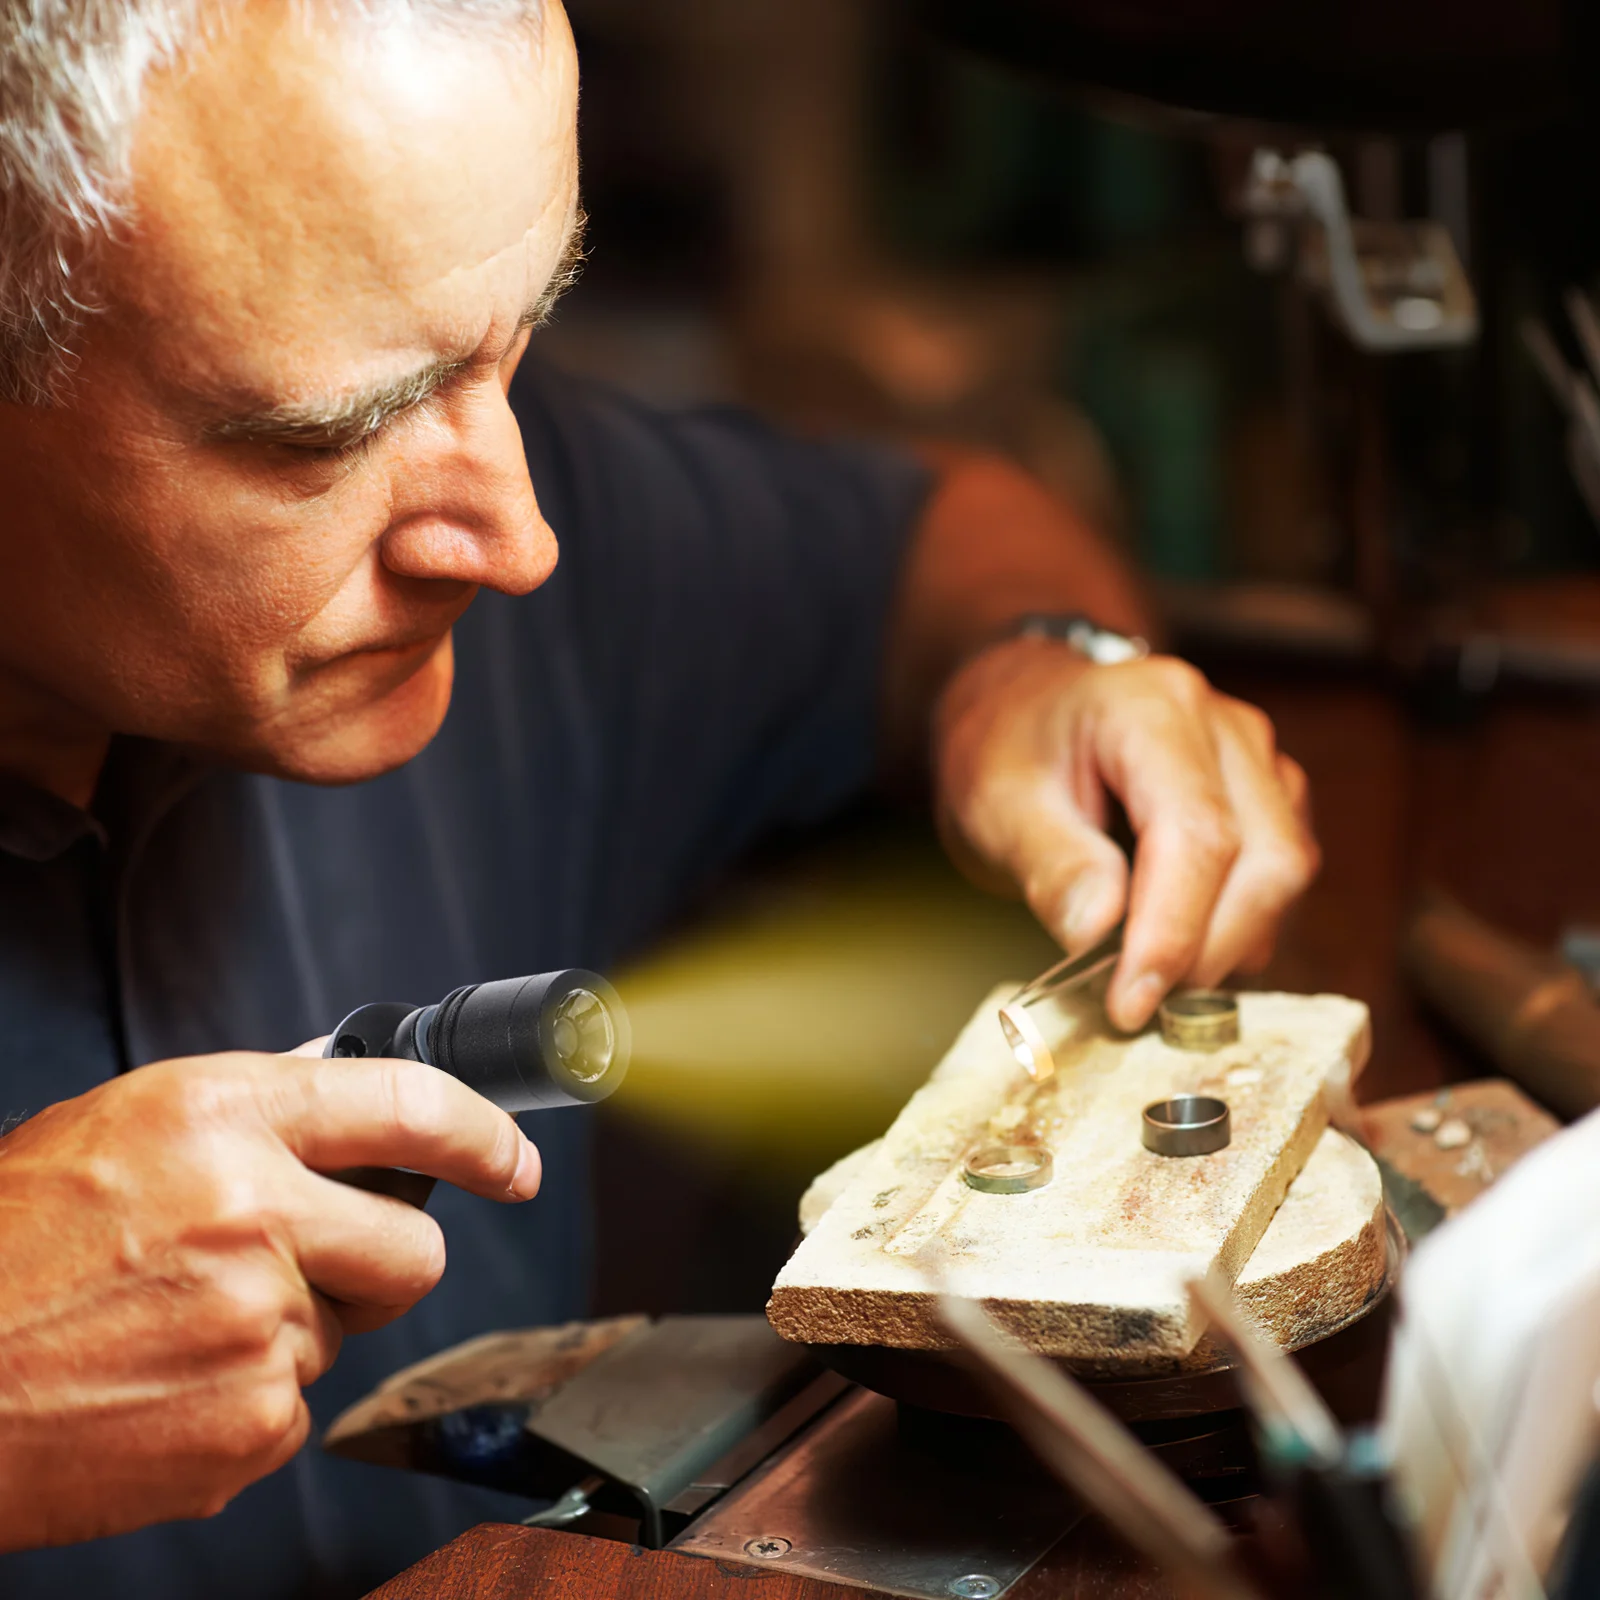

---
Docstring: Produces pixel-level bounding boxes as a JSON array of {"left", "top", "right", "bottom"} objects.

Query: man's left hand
[{"left": 934, "top": 636, "right": 1320, "bottom": 1033}]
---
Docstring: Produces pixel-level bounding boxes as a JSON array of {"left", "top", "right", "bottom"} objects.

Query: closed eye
[
  {"left": 204, "top": 356, "right": 468, "bottom": 457},
  {"left": 280, "top": 419, "right": 388, "bottom": 461}
]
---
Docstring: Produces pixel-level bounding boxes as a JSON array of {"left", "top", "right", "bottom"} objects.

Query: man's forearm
[{"left": 880, "top": 445, "right": 1154, "bottom": 776}]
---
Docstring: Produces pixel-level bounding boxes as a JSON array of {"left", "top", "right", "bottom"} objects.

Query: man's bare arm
[{"left": 881, "top": 445, "right": 1153, "bottom": 771}]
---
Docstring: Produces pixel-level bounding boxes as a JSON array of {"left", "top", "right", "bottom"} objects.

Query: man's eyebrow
[
  {"left": 202, "top": 357, "right": 468, "bottom": 450},
  {"left": 518, "top": 205, "right": 587, "bottom": 334},
  {"left": 202, "top": 209, "right": 588, "bottom": 452}
]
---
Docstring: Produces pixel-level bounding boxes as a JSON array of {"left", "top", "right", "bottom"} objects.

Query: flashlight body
[{"left": 321, "top": 969, "right": 629, "bottom": 1206}]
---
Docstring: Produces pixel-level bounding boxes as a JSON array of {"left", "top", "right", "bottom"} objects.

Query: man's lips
[
  {"left": 350, "top": 631, "right": 447, "bottom": 662},
  {"left": 291, "top": 582, "right": 481, "bottom": 680},
  {"left": 293, "top": 627, "right": 452, "bottom": 688}
]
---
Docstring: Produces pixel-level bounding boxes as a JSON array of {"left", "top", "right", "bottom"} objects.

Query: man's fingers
[
  {"left": 332, "top": 1301, "right": 417, "bottom": 1337},
  {"left": 936, "top": 649, "right": 1317, "bottom": 1032},
  {"left": 968, "top": 774, "right": 1129, "bottom": 954},
  {"left": 1189, "top": 706, "right": 1321, "bottom": 987},
  {"left": 1100, "top": 689, "right": 1240, "bottom": 1031},
  {"left": 1277, "top": 751, "right": 1312, "bottom": 827},
  {"left": 261, "top": 1058, "right": 541, "bottom": 1203},
  {"left": 1110, "top": 810, "right": 1239, "bottom": 1029},
  {"left": 191, "top": 1251, "right": 342, "bottom": 1390},
  {"left": 280, "top": 1169, "right": 451, "bottom": 1313},
  {"left": 293, "top": 1288, "right": 346, "bottom": 1386}
]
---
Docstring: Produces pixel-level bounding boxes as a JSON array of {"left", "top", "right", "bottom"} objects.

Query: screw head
[
  {"left": 950, "top": 1578, "right": 1001, "bottom": 1599},
  {"left": 743, "top": 1536, "right": 792, "bottom": 1560}
]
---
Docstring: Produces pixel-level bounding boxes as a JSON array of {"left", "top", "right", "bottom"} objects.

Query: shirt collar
[
  {"left": 0, "top": 739, "right": 207, "bottom": 864},
  {"left": 0, "top": 769, "right": 105, "bottom": 861}
]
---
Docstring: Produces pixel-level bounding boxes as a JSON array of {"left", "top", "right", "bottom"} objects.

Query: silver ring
[
  {"left": 1158, "top": 990, "right": 1240, "bottom": 1052},
  {"left": 963, "top": 1143, "right": 1053, "bottom": 1194},
  {"left": 1142, "top": 1095, "right": 1231, "bottom": 1157}
]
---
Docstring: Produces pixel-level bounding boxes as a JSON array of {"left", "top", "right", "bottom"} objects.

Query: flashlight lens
[{"left": 552, "top": 987, "right": 613, "bottom": 1084}]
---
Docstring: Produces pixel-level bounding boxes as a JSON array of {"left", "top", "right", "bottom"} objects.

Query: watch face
[
  {"left": 1017, "top": 613, "right": 1148, "bottom": 665},
  {"left": 1087, "top": 631, "right": 1148, "bottom": 666}
]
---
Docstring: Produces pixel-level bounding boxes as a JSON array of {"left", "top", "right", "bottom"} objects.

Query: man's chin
[{"left": 230, "top": 635, "right": 457, "bottom": 786}]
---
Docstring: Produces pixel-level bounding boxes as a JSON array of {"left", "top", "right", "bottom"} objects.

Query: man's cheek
[{"left": 162, "top": 492, "right": 389, "bottom": 649}]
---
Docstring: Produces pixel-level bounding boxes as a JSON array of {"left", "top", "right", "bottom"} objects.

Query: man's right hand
[{"left": 0, "top": 1051, "right": 542, "bottom": 1552}]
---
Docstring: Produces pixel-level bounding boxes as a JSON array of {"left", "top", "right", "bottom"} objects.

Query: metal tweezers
[{"left": 998, "top": 923, "right": 1124, "bottom": 1082}]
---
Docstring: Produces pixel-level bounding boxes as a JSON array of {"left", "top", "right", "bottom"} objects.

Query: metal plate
[
  {"left": 530, "top": 1315, "right": 822, "bottom": 1546},
  {"left": 671, "top": 1388, "right": 1079, "bottom": 1599}
]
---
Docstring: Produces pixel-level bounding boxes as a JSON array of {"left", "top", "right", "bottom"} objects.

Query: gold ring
[
  {"left": 1158, "top": 990, "right": 1240, "bottom": 1052},
  {"left": 998, "top": 1002, "right": 1056, "bottom": 1082}
]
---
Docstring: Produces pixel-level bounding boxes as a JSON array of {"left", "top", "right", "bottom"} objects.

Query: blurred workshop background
[{"left": 535, "top": 0, "right": 1600, "bottom": 1318}]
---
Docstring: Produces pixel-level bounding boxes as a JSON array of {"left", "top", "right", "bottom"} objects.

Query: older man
[{"left": 0, "top": 0, "right": 1317, "bottom": 1593}]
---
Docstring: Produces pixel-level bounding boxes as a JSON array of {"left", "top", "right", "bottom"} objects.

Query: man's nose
[{"left": 377, "top": 381, "right": 557, "bottom": 595}]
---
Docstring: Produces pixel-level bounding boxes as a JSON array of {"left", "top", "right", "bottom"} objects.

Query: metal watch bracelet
[{"left": 1004, "top": 612, "right": 1150, "bottom": 666}]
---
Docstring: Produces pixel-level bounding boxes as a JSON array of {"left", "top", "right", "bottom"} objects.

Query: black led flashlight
[{"left": 323, "top": 971, "right": 629, "bottom": 1205}]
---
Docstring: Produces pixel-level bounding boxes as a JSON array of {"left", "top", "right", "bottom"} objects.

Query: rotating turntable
[{"left": 752, "top": 978, "right": 1398, "bottom": 1560}]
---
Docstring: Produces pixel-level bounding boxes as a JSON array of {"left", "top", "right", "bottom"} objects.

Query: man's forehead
[
  {"left": 200, "top": 208, "right": 584, "bottom": 450},
  {"left": 103, "top": 0, "right": 579, "bottom": 397}
]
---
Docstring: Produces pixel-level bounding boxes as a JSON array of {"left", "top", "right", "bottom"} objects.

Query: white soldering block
[{"left": 768, "top": 986, "right": 1371, "bottom": 1362}]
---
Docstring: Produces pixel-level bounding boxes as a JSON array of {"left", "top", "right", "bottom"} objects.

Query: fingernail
[
  {"left": 1118, "top": 971, "right": 1167, "bottom": 1030},
  {"left": 1063, "top": 875, "right": 1107, "bottom": 948},
  {"left": 510, "top": 1139, "right": 542, "bottom": 1200}
]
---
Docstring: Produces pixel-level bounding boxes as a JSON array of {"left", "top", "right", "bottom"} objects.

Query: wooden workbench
[{"left": 367, "top": 1519, "right": 1169, "bottom": 1600}]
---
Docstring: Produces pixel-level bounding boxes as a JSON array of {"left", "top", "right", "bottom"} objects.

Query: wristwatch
[{"left": 1005, "top": 612, "right": 1150, "bottom": 666}]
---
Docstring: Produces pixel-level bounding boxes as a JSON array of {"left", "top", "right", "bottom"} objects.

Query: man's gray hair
[{"left": 0, "top": 0, "right": 544, "bottom": 405}]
